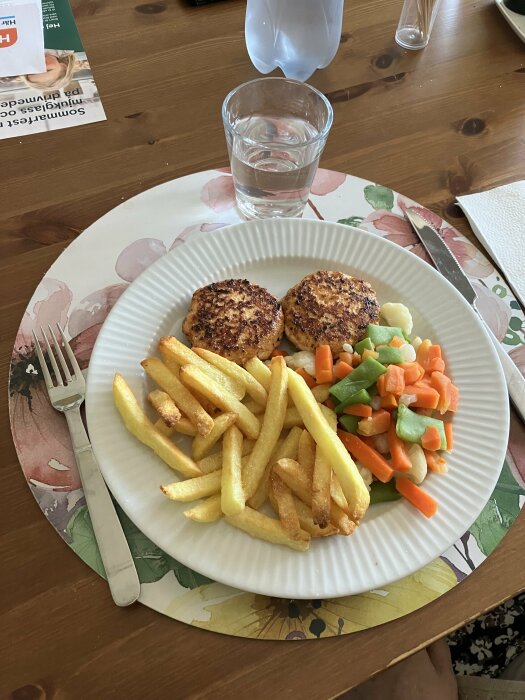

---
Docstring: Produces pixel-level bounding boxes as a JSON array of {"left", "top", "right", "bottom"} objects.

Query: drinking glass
[
  {"left": 395, "top": 0, "right": 442, "bottom": 50},
  {"left": 222, "top": 77, "right": 333, "bottom": 219}
]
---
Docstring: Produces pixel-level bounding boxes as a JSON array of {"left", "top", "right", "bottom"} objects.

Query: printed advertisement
[{"left": 0, "top": 0, "right": 106, "bottom": 139}]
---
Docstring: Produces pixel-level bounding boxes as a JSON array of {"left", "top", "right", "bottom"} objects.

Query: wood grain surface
[{"left": 1, "top": 0, "right": 524, "bottom": 698}]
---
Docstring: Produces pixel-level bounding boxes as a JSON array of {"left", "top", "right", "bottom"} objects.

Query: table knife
[{"left": 406, "top": 208, "right": 525, "bottom": 423}]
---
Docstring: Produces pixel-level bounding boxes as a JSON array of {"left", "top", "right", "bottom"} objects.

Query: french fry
[
  {"left": 161, "top": 470, "right": 222, "bottom": 502},
  {"left": 283, "top": 406, "right": 304, "bottom": 429},
  {"left": 159, "top": 336, "right": 245, "bottom": 400},
  {"left": 273, "top": 457, "right": 312, "bottom": 493},
  {"left": 312, "top": 406, "right": 337, "bottom": 528},
  {"left": 160, "top": 344, "right": 224, "bottom": 414},
  {"left": 244, "top": 356, "right": 271, "bottom": 391},
  {"left": 221, "top": 425, "right": 245, "bottom": 516},
  {"left": 148, "top": 389, "right": 182, "bottom": 427},
  {"left": 192, "top": 412, "right": 237, "bottom": 460},
  {"left": 330, "top": 504, "right": 356, "bottom": 536},
  {"left": 318, "top": 406, "right": 350, "bottom": 513},
  {"left": 270, "top": 473, "right": 301, "bottom": 535},
  {"left": 311, "top": 384, "right": 331, "bottom": 403},
  {"left": 248, "top": 426, "right": 302, "bottom": 509},
  {"left": 198, "top": 440, "right": 255, "bottom": 474},
  {"left": 293, "top": 497, "right": 339, "bottom": 537},
  {"left": 154, "top": 418, "right": 177, "bottom": 437},
  {"left": 184, "top": 494, "right": 223, "bottom": 522},
  {"left": 159, "top": 353, "right": 218, "bottom": 416},
  {"left": 142, "top": 357, "right": 214, "bottom": 437},
  {"left": 113, "top": 374, "right": 201, "bottom": 478},
  {"left": 245, "top": 357, "right": 294, "bottom": 407},
  {"left": 242, "top": 357, "right": 288, "bottom": 500},
  {"left": 180, "top": 364, "right": 260, "bottom": 440},
  {"left": 287, "top": 368, "right": 370, "bottom": 523},
  {"left": 242, "top": 397, "right": 265, "bottom": 415},
  {"left": 194, "top": 348, "right": 268, "bottom": 406},
  {"left": 330, "top": 477, "right": 349, "bottom": 513},
  {"left": 170, "top": 417, "right": 198, "bottom": 437},
  {"left": 297, "top": 429, "right": 316, "bottom": 479},
  {"left": 154, "top": 417, "right": 197, "bottom": 438},
  {"left": 274, "top": 458, "right": 355, "bottom": 535},
  {"left": 160, "top": 354, "right": 180, "bottom": 377},
  {"left": 312, "top": 449, "right": 332, "bottom": 528},
  {"left": 225, "top": 506, "right": 310, "bottom": 551}
]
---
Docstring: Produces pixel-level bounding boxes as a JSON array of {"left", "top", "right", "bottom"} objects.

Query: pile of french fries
[{"left": 113, "top": 336, "right": 370, "bottom": 551}]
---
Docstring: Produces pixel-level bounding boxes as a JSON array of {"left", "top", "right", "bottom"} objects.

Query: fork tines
[{"left": 32, "top": 324, "right": 82, "bottom": 389}]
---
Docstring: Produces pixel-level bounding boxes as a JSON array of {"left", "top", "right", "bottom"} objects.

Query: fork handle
[{"left": 65, "top": 408, "right": 141, "bottom": 606}]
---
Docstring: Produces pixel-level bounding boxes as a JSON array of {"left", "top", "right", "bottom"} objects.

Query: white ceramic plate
[
  {"left": 495, "top": 0, "right": 525, "bottom": 43},
  {"left": 86, "top": 218, "right": 509, "bottom": 599}
]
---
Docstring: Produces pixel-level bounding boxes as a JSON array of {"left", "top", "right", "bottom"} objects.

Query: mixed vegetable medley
[{"left": 279, "top": 303, "right": 459, "bottom": 518}]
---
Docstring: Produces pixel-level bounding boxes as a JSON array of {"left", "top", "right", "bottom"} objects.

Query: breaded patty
[
  {"left": 282, "top": 270, "right": 379, "bottom": 353},
  {"left": 183, "top": 279, "right": 284, "bottom": 364}
]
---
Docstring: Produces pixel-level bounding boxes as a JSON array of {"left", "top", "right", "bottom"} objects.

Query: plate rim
[{"left": 86, "top": 217, "right": 510, "bottom": 599}]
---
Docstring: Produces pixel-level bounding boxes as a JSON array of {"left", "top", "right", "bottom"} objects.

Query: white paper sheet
[{"left": 0, "top": 0, "right": 46, "bottom": 77}]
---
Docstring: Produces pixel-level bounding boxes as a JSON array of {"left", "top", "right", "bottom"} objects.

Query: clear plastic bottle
[{"left": 245, "top": 0, "right": 344, "bottom": 83}]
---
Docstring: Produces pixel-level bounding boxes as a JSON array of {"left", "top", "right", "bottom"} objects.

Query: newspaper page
[{"left": 0, "top": 0, "right": 106, "bottom": 139}]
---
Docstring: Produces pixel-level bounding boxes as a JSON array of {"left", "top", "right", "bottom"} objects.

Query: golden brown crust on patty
[
  {"left": 282, "top": 270, "right": 379, "bottom": 353},
  {"left": 183, "top": 279, "right": 284, "bottom": 364}
]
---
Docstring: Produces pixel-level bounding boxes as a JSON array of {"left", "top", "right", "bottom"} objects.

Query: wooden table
[{"left": 2, "top": 0, "right": 524, "bottom": 697}]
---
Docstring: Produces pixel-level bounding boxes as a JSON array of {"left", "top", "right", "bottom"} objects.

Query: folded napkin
[{"left": 457, "top": 181, "right": 525, "bottom": 307}]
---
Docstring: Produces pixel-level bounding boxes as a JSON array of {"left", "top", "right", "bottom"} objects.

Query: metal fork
[{"left": 33, "top": 324, "right": 141, "bottom": 607}]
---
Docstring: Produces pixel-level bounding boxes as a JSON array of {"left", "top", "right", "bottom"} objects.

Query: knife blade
[{"left": 406, "top": 208, "right": 525, "bottom": 423}]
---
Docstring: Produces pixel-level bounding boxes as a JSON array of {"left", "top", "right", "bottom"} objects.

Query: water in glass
[{"left": 230, "top": 114, "right": 321, "bottom": 219}]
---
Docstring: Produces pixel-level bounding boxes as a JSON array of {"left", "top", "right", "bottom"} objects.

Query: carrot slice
[
  {"left": 403, "top": 384, "right": 440, "bottom": 409},
  {"left": 388, "top": 423, "right": 411, "bottom": 472},
  {"left": 295, "top": 367, "right": 317, "bottom": 389},
  {"left": 427, "top": 345, "right": 442, "bottom": 361},
  {"left": 395, "top": 477, "right": 438, "bottom": 517},
  {"left": 421, "top": 425, "right": 441, "bottom": 451},
  {"left": 357, "top": 409, "right": 391, "bottom": 436},
  {"left": 334, "top": 360, "right": 353, "bottom": 380},
  {"left": 385, "top": 364, "right": 405, "bottom": 395},
  {"left": 338, "top": 430, "right": 394, "bottom": 482},
  {"left": 271, "top": 349, "right": 288, "bottom": 357},
  {"left": 416, "top": 339, "right": 432, "bottom": 370},
  {"left": 448, "top": 384, "right": 459, "bottom": 412},
  {"left": 424, "top": 450, "right": 448, "bottom": 473},
  {"left": 352, "top": 352, "right": 362, "bottom": 366},
  {"left": 430, "top": 371, "right": 452, "bottom": 413},
  {"left": 376, "top": 373, "right": 387, "bottom": 397},
  {"left": 415, "top": 375, "right": 433, "bottom": 387},
  {"left": 428, "top": 357, "right": 445, "bottom": 373},
  {"left": 380, "top": 393, "right": 398, "bottom": 410},
  {"left": 444, "top": 422, "right": 454, "bottom": 451},
  {"left": 344, "top": 403, "right": 373, "bottom": 418},
  {"left": 339, "top": 351, "right": 354, "bottom": 365},
  {"left": 389, "top": 335, "right": 406, "bottom": 348},
  {"left": 315, "top": 345, "right": 334, "bottom": 385},
  {"left": 400, "top": 362, "right": 425, "bottom": 384},
  {"left": 324, "top": 398, "right": 337, "bottom": 410}
]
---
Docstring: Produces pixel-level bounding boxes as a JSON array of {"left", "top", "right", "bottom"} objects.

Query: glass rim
[{"left": 221, "top": 77, "right": 334, "bottom": 148}]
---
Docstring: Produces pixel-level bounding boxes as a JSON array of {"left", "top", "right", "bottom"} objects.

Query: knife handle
[
  {"left": 65, "top": 408, "right": 141, "bottom": 606},
  {"left": 482, "top": 321, "right": 525, "bottom": 424}
]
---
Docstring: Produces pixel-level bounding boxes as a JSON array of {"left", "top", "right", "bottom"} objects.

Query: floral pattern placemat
[{"left": 9, "top": 169, "right": 524, "bottom": 639}]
